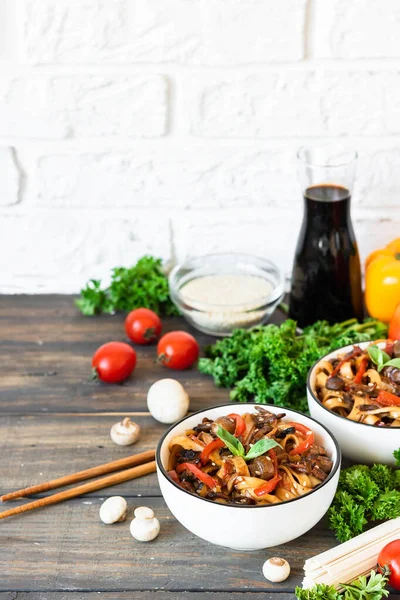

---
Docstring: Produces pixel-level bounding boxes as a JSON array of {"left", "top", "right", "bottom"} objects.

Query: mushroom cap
[
  {"left": 134, "top": 506, "right": 155, "bottom": 521},
  {"left": 110, "top": 418, "right": 140, "bottom": 446},
  {"left": 147, "top": 378, "right": 189, "bottom": 424},
  {"left": 99, "top": 496, "right": 128, "bottom": 524},
  {"left": 262, "top": 557, "right": 290, "bottom": 582}
]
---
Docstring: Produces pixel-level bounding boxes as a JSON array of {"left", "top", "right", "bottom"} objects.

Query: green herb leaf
[
  {"left": 394, "top": 448, "right": 400, "bottom": 466},
  {"left": 329, "top": 461, "right": 400, "bottom": 542},
  {"left": 367, "top": 346, "right": 390, "bottom": 372},
  {"left": 75, "top": 279, "right": 109, "bottom": 316},
  {"left": 199, "top": 318, "right": 387, "bottom": 413},
  {"left": 371, "top": 489, "right": 400, "bottom": 520},
  {"left": 244, "top": 438, "right": 282, "bottom": 460},
  {"left": 295, "top": 570, "right": 390, "bottom": 600},
  {"left": 295, "top": 584, "right": 339, "bottom": 600},
  {"left": 383, "top": 358, "right": 400, "bottom": 369},
  {"left": 215, "top": 426, "right": 245, "bottom": 457},
  {"left": 341, "top": 569, "right": 389, "bottom": 600},
  {"left": 367, "top": 345, "right": 383, "bottom": 364},
  {"left": 76, "top": 256, "right": 180, "bottom": 317}
]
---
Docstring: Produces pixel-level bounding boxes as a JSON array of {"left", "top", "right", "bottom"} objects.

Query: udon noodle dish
[
  {"left": 167, "top": 408, "right": 333, "bottom": 505},
  {"left": 314, "top": 341, "right": 400, "bottom": 427}
]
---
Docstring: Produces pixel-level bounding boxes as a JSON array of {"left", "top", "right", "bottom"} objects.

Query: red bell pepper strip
[
  {"left": 354, "top": 357, "right": 369, "bottom": 384},
  {"left": 330, "top": 346, "right": 362, "bottom": 377},
  {"left": 376, "top": 390, "right": 400, "bottom": 407},
  {"left": 287, "top": 422, "right": 315, "bottom": 456},
  {"left": 227, "top": 413, "right": 246, "bottom": 436},
  {"left": 254, "top": 449, "right": 281, "bottom": 496},
  {"left": 176, "top": 462, "right": 217, "bottom": 489},
  {"left": 167, "top": 469, "right": 180, "bottom": 484},
  {"left": 254, "top": 474, "right": 281, "bottom": 496},
  {"left": 200, "top": 439, "right": 225, "bottom": 465},
  {"left": 176, "top": 463, "right": 190, "bottom": 474}
]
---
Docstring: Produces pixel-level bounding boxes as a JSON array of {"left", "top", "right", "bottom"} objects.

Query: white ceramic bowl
[
  {"left": 307, "top": 341, "right": 400, "bottom": 466},
  {"left": 156, "top": 403, "right": 341, "bottom": 551}
]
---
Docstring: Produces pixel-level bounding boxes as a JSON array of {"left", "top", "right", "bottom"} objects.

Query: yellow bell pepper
[{"left": 365, "top": 238, "right": 400, "bottom": 322}]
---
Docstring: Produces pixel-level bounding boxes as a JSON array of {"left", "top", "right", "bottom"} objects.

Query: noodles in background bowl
[{"left": 314, "top": 341, "right": 400, "bottom": 427}]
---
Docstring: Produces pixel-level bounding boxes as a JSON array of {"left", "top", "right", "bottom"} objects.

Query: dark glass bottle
[{"left": 289, "top": 148, "right": 363, "bottom": 328}]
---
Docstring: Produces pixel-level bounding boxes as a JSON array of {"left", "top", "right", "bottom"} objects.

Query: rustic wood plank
[
  {"left": 0, "top": 594, "right": 299, "bottom": 599},
  {"left": 0, "top": 295, "right": 247, "bottom": 414},
  {"left": 0, "top": 414, "right": 164, "bottom": 498},
  {"left": 0, "top": 594, "right": 398, "bottom": 600},
  {"left": 0, "top": 497, "right": 337, "bottom": 593}
]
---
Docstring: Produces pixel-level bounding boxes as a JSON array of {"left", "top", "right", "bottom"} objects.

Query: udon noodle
[
  {"left": 167, "top": 408, "right": 332, "bottom": 505},
  {"left": 314, "top": 342, "right": 400, "bottom": 427}
]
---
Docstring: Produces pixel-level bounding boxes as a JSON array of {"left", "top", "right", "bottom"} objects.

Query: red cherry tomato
[
  {"left": 92, "top": 342, "right": 137, "bottom": 383},
  {"left": 157, "top": 331, "right": 199, "bottom": 370},
  {"left": 125, "top": 308, "right": 162, "bottom": 345},
  {"left": 389, "top": 303, "right": 400, "bottom": 341},
  {"left": 378, "top": 539, "right": 400, "bottom": 590}
]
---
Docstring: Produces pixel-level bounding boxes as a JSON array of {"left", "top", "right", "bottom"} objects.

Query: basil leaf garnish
[
  {"left": 244, "top": 438, "right": 282, "bottom": 460},
  {"left": 216, "top": 425, "right": 282, "bottom": 461},
  {"left": 215, "top": 425, "right": 245, "bottom": 457},
  {"left": 367, "top": 346, "right": 390, "bottom": 371},
  {"left": 384, "top": 358, "right": 400, "bottom": 369}
]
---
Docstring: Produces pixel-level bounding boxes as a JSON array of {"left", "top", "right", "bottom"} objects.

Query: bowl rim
[
  {"left": 307, "top": 341, "right": 400, "bottom": 430},
  {"left": 156, "top": 402, "right": 341, "bottom": 510},
  {"left": 168, "top": 252, "right": 285, "bottom": 311}
]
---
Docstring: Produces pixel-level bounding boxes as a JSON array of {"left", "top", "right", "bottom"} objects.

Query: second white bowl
[{"left": 307, "top": 341, "right": 400, "bottom": 465}]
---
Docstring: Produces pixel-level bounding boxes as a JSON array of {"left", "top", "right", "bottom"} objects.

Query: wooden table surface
[{"left": 0, "top": 295, "right": 398, "bottom": 599}]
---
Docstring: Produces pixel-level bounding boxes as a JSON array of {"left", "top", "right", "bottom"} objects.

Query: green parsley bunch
[{"left": 76, "top": 256, "right": 179, "bottom": 317}]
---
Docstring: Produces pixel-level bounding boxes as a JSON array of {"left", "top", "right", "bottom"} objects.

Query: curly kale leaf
[
  {"left": 329, "top": 463, "right": 400, "bottom": 541},
  {"left": 329, "top": 491, "right": 367, "bottom": 542},
  {"left": 370, "top": 489, "right": 400, "bottom": 520},
  {"left": 198, "top": 316, "right": 387, "bottom": 414}
]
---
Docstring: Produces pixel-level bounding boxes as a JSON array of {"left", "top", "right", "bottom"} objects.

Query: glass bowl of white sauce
[{"left": 169, "top": 254, "right": 284, "bottom": 336}]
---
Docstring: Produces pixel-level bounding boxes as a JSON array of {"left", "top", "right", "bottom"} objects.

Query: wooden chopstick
[
  {"left": 0, "top": 460, "right": 156, "bottom": 520},
  {"left": 1, "top": 449, "right": 156, "bottom": 502}
]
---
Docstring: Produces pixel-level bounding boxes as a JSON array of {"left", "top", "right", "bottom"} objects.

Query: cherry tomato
[
  {"left": 157, "top": 331, "right": 199, "bottom": 370},
  {"left": 92, "top": 342, "right": 137, "bottom": 383},
  {"left": 389, "top": 302, "right": 400, "bottom": 341},
  {"left": 125, "top": 308, "right": 162, "bottom": 345},
  {"left": 378, "top": 539, "right": 400, "bottom": 590}
]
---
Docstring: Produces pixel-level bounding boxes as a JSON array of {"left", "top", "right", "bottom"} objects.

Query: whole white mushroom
[
  {"left": 99, "top": 496, "right": 128, "bottom": 524},
  {"left": 130, "top": 506, "right": 160, "bottom": 542},
  {"left": 147, "top": 378, "right": 190, "bottom": 424},
  {"left": 262, "top": 557, "right": 291, "bottom": 582},
  {"left": 110, "top": 417, "right": 141, "bottom": 446}
]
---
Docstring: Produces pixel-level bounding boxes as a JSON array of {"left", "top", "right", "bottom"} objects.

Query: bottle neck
[{"left": 303, "top": 185, "right": 352, "bottom": 226}]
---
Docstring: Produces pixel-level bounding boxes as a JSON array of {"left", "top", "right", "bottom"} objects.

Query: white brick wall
[{"left": 1, "top": 0, "right": 400, "bottom": 293}]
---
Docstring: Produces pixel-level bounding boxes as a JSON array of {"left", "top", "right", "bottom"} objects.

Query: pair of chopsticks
[{"left": 0, "top": 449, "right": 156, "bottom": 520}]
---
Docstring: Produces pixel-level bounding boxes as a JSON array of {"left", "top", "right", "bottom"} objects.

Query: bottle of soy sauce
[{"left": 289, "top": 146, "right": 363, "bottom": 328}]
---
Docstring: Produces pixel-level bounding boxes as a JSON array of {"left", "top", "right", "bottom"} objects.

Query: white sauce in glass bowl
[{"left": 179, "top": 274, "right": 273, "bottom": 333}]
